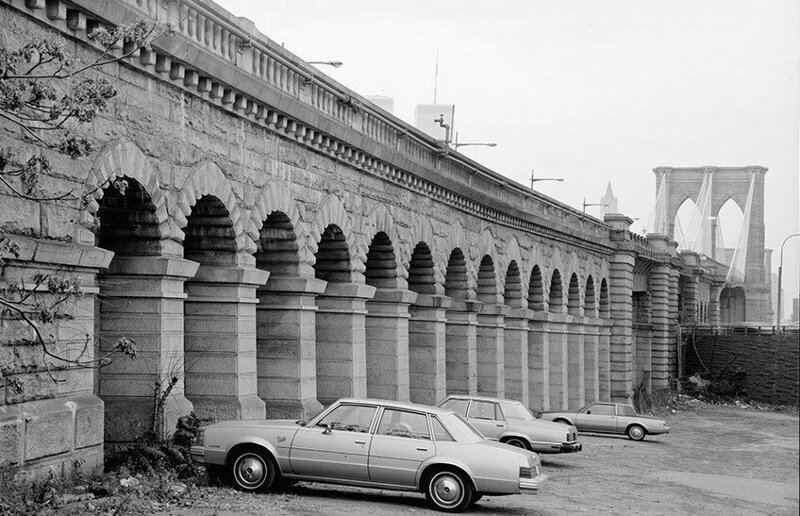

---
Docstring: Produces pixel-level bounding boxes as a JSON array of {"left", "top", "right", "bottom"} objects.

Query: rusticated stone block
[{"left": 0, "top": 418, "right": 23, "bottom": 467}]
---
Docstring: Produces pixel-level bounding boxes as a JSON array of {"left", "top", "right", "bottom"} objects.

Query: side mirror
[
  {"left": 586, "top": 410, "right": 591, "bottom": 414},
  {"left": 295, "top": 420, "right": 307, "bottom": 427},
  {"left": 321, "top": 423, "right": 333, "bottom": 435}
]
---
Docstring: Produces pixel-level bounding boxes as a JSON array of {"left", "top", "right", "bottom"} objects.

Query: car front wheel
[
  {"left": 627, "top": 424, "right": 646, "bottom": 441},
  {"left": 425, "top": 469, "right": 473, "bottom": 512},
  {"left": 230, "top": 448, "right": 277, "bottom": 492}
]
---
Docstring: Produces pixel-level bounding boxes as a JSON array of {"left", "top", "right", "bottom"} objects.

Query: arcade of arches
[{"left": 0, "top": 0, "right": 743, "bottom": 474}]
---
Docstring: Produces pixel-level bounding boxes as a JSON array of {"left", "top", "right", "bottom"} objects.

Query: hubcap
[
  {"left": 431, "top": 473, "right": 463, "bottom": 507},
  {"left": 235, "top": 454, "right": 266, "bottom": 488},
  {"left": 509, "top": 439, "right": 525, "bottom": 448}
]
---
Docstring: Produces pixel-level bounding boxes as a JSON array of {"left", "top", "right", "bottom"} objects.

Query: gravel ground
[{"left": 142, "top": 400, "right": 799, "bottom": 516}]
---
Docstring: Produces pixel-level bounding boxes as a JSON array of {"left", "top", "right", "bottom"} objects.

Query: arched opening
[
  {"left": 674, "top": 197, "right": 701, "bottom": 252},
  {"left": 599, "top": 278, "right": 609, "bottom": 318},
  {"left": 254, "top": 211, "right": 310, "bottom": 418},
  {"left": 444, "top": 248, "right": 469, "bottom": 299},
  {"left": 408, "top": 242, "right": 435, "bottom": 294},
  {"left": 720, "top": 286, "right": 746, "bottom": 325},
  {"left": 365, "top": 232, "right": 399, "bottom": 289},
  {"left": 567, "top": 273, "right": 581, "bottom": 315},
  {"left": 715, "top": 198, "right": 744, "bottom": 266},
  {"left": 584, "top": 276, "right": 597, "bottom": 317},
  {"left": 548, "top": 270, "right": 563, "bottom": 313},
  {"left": 183, "top": 194, "right": 240, "bottom": 420},
  {"left": 256, "top": 211, "right": 301, "bottom": 277},
  {"left": 527, "top": 265, "right": 545, "bottom": 311},
  {"left": 96, "top": 177, "right": 174, "bottom": 442},
  {"left": 503, "top": 260, "right": 523, "bottom": 308},
  {"left": 476, "top": 255, "right": 499, "bottom": 304},
  {"left": 315, "top": 224, "right": 351, "bottom": 283}
]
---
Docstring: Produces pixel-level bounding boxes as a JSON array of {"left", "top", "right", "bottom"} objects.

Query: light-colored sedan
[
  {"left": 437, "top": 395, "right": 582, "bottom": 454},
  {"left": 191, "top": 398, "right": 547, "bottom": 512},
  {"left": 540, "top": 402, "right": 670, "bottom": 441}
]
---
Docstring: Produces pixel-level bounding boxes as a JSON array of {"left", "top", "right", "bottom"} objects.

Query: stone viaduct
[{"left": 1, "top": 0, "right": 711, "bottom": 475}]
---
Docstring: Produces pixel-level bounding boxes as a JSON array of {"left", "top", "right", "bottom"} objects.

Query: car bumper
[
  {"left": 533, "top": 441, "right": 583, "bottom": 454},
  {"left": 519, "top": 473, "right": 549, "bottom": 493},
  {"left": 190, "top": 445, "right": 206, "bottom": 463},
  {"left": 560, "top": 442, "right": 582, "bottom": 453}
]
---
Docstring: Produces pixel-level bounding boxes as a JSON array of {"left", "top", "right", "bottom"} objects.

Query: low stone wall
[{"left": 683, "top": 329, "right": 800, "bottom": 405}]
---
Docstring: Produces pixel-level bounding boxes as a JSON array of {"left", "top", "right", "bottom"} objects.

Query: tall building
[{"left": 600, "top": 181, "right": 618, "bottom": 218}]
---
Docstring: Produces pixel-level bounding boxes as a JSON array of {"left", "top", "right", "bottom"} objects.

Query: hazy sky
[{"left": 216, "top": 0, "right": 800, "bottom": 318}]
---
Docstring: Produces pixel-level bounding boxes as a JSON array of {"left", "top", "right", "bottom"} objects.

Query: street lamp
[
  {"left": 530, "top": 169, "right": 563, "bottom": 189},
  {"left": 453, "top": 132, "right": 496, "bottom": 149},
  {"left": 776, "top": 232, "right": 800, "bottom": 332},
  {"left": 307, "top": 61, "right": 343, "bottom": 68},
  {"left": 582, "top": 198, "right": 608, "bottom": 213}
]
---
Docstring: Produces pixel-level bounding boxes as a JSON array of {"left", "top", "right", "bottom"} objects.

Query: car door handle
[
  {"left": 416, "top": 447, "right": 428, "bottom": 451},
  {"left": 354, "top": 440, "right": 366, "bottom": 445},
  {"left": 496, "top": 423, "right": 505, "bottom": 427}
]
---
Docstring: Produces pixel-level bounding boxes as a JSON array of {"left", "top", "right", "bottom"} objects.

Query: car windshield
[{"left": 500, "top": 402, "right": 535, "bottom": 421}]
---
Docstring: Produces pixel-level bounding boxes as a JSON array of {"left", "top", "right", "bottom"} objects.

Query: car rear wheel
[
  {"left": 627, "top": 424, "right": 646, "bottom": 441},
  {"left": 425, "top": 469, "right": 473, "bottom": 512},
  {"left": 230, "top": 448, "right": 277, "bottom": 492},
  {"left": 504, "top": 437, "right": 530, "bottom": 450},
  {"left": 553, "top": 418, "right": 570, "bottom": 425}
]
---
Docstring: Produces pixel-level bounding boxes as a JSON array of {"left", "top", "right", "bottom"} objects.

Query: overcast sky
[{"left": 216, "top": 0, "right": 800, "bottom": 319}]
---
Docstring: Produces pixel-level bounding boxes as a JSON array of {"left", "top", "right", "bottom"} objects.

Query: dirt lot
[{"left": 152, "top": 401, "right": 798, "bottom": 515}]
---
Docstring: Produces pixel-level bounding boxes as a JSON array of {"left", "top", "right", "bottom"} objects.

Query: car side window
[
  {"left": 377, "top": 409, "right": 431, "bottom": 440},
  {"left": 317, "top": 404, "right": 376, "bottom": 433},
  {"left": 431, "top": 416, "right": 455, "bottom": 442},
  {"left": 618, "top": 405, "right": 637, "bottom": 417},
  {"left": 440, "top": 398, "right": 469, "bottom": 417},
  {"left": 468, "top": 400, "right": 496, "bottom": 420},
  {"left": 587, "top": 404, "right": 615, "bottom": 416}
]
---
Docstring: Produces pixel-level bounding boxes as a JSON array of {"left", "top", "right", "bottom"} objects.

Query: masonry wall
[{"left": 684, "top": 330, "right": 800, "bottom": 405}]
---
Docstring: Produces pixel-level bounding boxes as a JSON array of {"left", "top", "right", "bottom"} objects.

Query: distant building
[
  {"left": 793, "top": 297, "right": 799, "bottom": 323},
  {"left": 414, "top": 104, "right": 455, "bottom": 143},
  {"left": 365, "top": 96, "right": 394, "bottom": 115},
  {"left": 600, "top": 182, "right": 618, "bottom": 218}
]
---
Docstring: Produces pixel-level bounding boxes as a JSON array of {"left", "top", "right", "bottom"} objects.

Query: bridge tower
[{"left": 651, "top": 166, "right": 771, "bottom": 324}]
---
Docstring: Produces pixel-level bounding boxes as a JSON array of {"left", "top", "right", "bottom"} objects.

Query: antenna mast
[{"left": 433, "top": 51, "right": 439, "bottom": 103}]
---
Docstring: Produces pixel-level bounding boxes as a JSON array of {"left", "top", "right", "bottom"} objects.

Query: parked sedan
[
  {"left": 540, "top": 402, "right": 670, "bottom": 441},
  {"left": 191, "top": 398, "right": 547, "bottom": 512},
  {"left": 437, "top": 395, "right": 582, "bottom": 454}
]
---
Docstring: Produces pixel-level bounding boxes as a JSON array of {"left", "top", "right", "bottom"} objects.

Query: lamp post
[
  {"left": 307, "top": 61, "right": 343, "bottom": 68},
  {"left": 582, "top": 197, "right": 608, "bottom": 213},
  {"left": 776, "top": 232, "right": 800, "bottom": 332},
  {"left": 529, "top": 169, "right": 563, "bottom": 189},
  {"left": 453, "top": 132, "right": 496, "bottom": 149}
]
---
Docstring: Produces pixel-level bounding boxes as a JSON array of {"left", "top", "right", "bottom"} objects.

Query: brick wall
[{"left": 684, "top": 330, "right": 800, "bottom": 405}]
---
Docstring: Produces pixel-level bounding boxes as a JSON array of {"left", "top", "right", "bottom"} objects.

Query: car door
[
  {"left": 368, "top": 408, "right": 436, "bottom": 487},
  {"left": 289, "top": 403, "right": 376, "bottom": 481},
  {"left": 467, "top": 400, "right": 506, "bottom": 438},
  {"left": 575, "top": 403, "right": 617, "bottom": 432}
]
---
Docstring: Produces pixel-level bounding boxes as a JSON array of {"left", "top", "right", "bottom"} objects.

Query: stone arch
[
  {"left": 503, "top": 260, "right": 524, "bottom": 308},
  {"left": 78, "top": 138, "right": 169, "bottom": 247},
  {"left": 528, "top": 264, "right": 546, "bottom": 311},
  {"left": 363, "top": 204, "right": 406, "bottom": 286},
  {"left": 365, "top": 231, "right": 401, "bottom": 289},
  {"left": 567, "top": 273, "right": 581, "bottom": 315},
  {"left": 477, "top": 255, "right": 501, "bottom": 304},
  {"left": 247, "top": 182, "right": 312, "bottom": 277},
  {"left": 445, "top": 247, "right": 471, "bottom": 300},
  {"left": 549, "top": 269, "right": 564, "bottom": 313},
  {"left": 308, "top": 194, "right": 364, "bottom": 278},
  {"left": 585, "top": 275, "right": 597, "bottom": 317},
  {"left": 599, "top": 278, "right": 610, "bottom": 318},
  {"left": 408, "top": 242, "right": 437, "bottom": 295},
  {"left": 175, "top": 161, "right": 255, "bottom": 262}
]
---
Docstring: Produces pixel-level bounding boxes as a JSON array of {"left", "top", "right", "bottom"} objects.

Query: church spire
[{"left": 600, "top": 181, "right": 618, "bottom": 217}]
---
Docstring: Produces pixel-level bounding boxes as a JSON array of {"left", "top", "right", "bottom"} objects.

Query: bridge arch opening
[
  {"left": 503, "top": 260, "right": 523, "bottom": 308},
  {"left": 528, "top": 265, "right": 545, "bottom": 311},
  {"left": 716, "top": 198, "right": 744, "bottom": 264},
  {"left": 183, "top": 194, "right": 241, "bottom": 421},
  {"left": 549, "top": 270, "right": 564, "bottom": 313},
  {"left": 599, "top": 278, "right": 609, "bottom": 318},
  {"left": 585, "top": 275, "right": 597, "bottom": 317},
  {"left": 445, "top": 248, "right": 469, "bottom": 299},
  {"left": 96, "top": 177, "right": 171, "bottom": 442},
  {"left": 674, "top": 197, "right": 701, "bottom": 252},
  {"left": 256, "top": 211, "right": 301, "bottom": 276},
  {"left": 315, "top": 224, "right": 351, "bottom": 283},
  {"left": 408, "top": 242, "right": 435, "bottom": 294},
  {"left": 365, "top": 232, "right": 399, "bottom": 289},
  {"left": 477, "top": 255, "right": 499, "bottom": 304},
  {"left": 568, "top": 273, "right": 581, "bottom": 315},
  {"left": 720, "top": 286, "right": 746, "bottom": 325}
]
